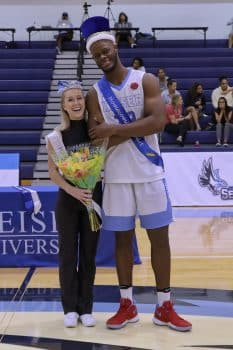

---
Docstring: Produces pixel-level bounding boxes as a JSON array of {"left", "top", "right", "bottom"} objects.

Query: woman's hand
[{"left": 68, "top": 186, "right": 92, "bottom": 205}]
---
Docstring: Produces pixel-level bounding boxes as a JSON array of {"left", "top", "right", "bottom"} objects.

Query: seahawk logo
[{"left": 198, "top": 157, "right": 233, "bottom": 200}]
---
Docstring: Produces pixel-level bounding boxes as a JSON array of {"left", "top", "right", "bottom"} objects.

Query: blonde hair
[
  {"left": 171, "top": 94, "right": 181, "bottom": 106},
  {"left": 55, "top": 88, "right": 86, "bottom": 132}
]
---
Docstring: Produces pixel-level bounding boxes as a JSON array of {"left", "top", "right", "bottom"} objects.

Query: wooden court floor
[{"left": 0, "top": 214, "right": 233, "bottom": 350}]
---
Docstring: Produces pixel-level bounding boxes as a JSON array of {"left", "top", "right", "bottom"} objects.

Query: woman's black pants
[{"left": 55, "top": 183, "right": 101, "bottom": 315}]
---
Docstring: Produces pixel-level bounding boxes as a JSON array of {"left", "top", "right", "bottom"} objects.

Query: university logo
[{"left": 198, "top": 157, "right": 233, "bottom": 200}]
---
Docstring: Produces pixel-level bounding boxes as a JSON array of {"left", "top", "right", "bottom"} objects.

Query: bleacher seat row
[{"left": 0, "top": 48, "right": 56, "bottom": 180}]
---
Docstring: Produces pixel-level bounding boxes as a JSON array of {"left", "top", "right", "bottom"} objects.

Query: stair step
[
  {"left": 33, "top": 171, "right": 50, "bottom": 179},
  {"left": 37, "top": 154, "right": 48, "bottom": 161},
  {"left": 44, "top": 116, "right": 61, "bottom": 122},
  {"left": 54, "top": 69, "right": 78, "bottom": 74},
  {"left": 34, "top": 161, "right": 48, "bottom": 170},
  {"left": 47, "top": 102, "right": 60, "bottom": 109}
]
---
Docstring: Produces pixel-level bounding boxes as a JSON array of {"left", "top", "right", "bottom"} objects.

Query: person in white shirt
[
  {"left": 211, "top": 76, "right": 233, "bottom": 109},
  {"left": 55, "top": 12, "right": 73, "bottom": 54},
  {"left": 161, "top": 79, "right": 181, "bottom": 104},
  {"left": 81, "top": 15, "right": 192, "bottom": 333}
]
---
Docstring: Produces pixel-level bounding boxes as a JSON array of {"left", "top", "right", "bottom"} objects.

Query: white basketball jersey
[{"left": 94, "top": 69, "right": 165, "bottom": 183}]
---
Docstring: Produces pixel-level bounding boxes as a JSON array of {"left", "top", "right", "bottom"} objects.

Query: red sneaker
[
  {"left": 153, "top": 301, "right": 192, "bottom": 332},
  {"left": 106, "top": 298, "right": 139, "bottom": 329}
]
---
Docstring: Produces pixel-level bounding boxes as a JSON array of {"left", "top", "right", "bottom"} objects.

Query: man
[
  {"left": 161, "top": 79, "right": 181, "bottom": 104},
  {"left": 55, "top": 12, "right": 73, "bottom": 54},
  {"left": 81, "top": 16, "right": 192, "bottom": 332},
  {"left": 211, "top": 76, "right": 233, "bottom": 109},
  {"left": 156, "top": 68, "right": 169, "bottom": 92}
]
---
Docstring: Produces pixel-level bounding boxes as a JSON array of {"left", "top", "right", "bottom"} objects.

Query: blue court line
[
  {"left": 8, "top": 267, "right": 36, "bottom": 303},
  {"left": 173, "top": 207, "right": 233, "bottom": 218},
  {"left": 0, "top": 300, "right": 232, "bottom": 318}
]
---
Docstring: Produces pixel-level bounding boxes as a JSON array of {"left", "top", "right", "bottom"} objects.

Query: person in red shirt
[{"left": 165, "top": 94, "right": 191, "bottom": 146}]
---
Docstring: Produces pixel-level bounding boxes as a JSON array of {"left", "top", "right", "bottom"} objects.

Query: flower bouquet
[{"left": 47, "top": 131, "right": 107, "bottom": 231}]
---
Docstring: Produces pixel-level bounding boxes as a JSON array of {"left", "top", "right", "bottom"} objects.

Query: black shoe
[{"left": 177, "top": 140, "right": 184, "bottom": 147}]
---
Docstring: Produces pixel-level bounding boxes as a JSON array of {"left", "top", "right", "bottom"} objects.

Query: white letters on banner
[{"left": 162, "top": 152, "right": 233, "bottom": 206}]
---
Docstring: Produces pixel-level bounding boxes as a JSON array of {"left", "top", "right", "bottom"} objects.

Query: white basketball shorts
[{"left": 102, "top": 178, "right": 173, "bottom": 231}]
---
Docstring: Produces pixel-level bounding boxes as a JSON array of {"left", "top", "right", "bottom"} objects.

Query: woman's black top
[{"left": 62, "top": 119, "right": 89, "bottom": 148}]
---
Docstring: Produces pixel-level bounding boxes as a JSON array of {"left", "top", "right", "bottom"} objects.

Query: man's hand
[{"left": 89, "top": 122, "right": 115, "bottom": 139}]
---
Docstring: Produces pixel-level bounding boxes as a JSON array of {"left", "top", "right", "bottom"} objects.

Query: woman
[
  {"left": 165, "top": 94, "right": 191, "bottom": 146},
  {"left": 214, "top": 96, "right": 233, "bottom": 146},
  {"left": 114, "top": 12, "right": 136, "bottom": 48},
  {"left": 46, "top": 81, "right": 102, "bottom": 328},
  {"left": 184, "top": 82, "right": 206, "bottom": 121}
]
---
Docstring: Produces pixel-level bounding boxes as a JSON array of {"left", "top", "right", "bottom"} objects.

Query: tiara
[{"left": 57, "top": 80, "right": 83, "bottom": 95}]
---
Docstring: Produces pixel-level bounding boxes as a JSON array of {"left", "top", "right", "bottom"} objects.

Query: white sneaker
[
  {"left": 64, "top": 312, "right": 78, "bottom": 328},
  {"left": 79, "top": 314, "right": 96, "bottom": 327}
]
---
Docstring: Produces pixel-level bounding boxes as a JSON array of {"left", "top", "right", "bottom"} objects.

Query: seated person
[
  {"left": 211, "top": 75, "right": 233, "bottom": 109},
  {"left": 130, "top": 57, "right": 146, "bottom": 71},
  {"left": 164, "top": 94, "right": 191, "bottom": 146},
  {"left": 114, "top": 12, "right": 136, "bottom": 48},
  {"left": 214, "top": 97, "right": 233, "bottom": 147},
  {"left": 55, "top": 12, "right": 73, "bottom": 54},
  {"left": 227, "top": 17, "right": 233, "bottom": 48},
  {"left": 156, "top": 68, "right": 169, "bottom": 92},
  {"left": 184, "top": 82, "right": 206, "bottom": 118},
  {"left": 161, "top": 79, "right": 180, "bottom": 104}
]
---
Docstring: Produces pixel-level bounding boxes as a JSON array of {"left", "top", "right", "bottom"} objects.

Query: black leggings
[
  {"left": 165, "top": 119, "right": 189, "bottom": 139},
  {"left": 55, "top": 182, "right": 102, "bottom": 315}
]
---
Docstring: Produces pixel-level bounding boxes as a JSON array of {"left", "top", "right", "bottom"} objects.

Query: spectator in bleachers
[
  {"left": 214, "top": 97, "right": 233, "bottom": 147},
  {"left": 130, "top": 57, "right": 146, "bottom": 71},
  {"left": 227, "top": 17, "right": 233, "bottom": 48},
  {"left": 184, "top": 82, "right": 206, "bottom": 118},
  {"left": 114, "top": 12, "right": 136, "bottom": 48},
  {"left": 211, "top": 76, "right": 233, "bottom": 109},
  {"left": 161, "top": 79, "right": 180, "bottom": 104},
  {"left": 156, "top": 68, "right": 169, "bottom": 92},
  {"left": 164, "top": 94, "right": 191, "bottom": 146},
  {"left": 55, "top": 12, "right": 73, "bottom": 54}
]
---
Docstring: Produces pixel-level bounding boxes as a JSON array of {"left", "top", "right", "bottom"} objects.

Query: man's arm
[
  {"left": 86, "top": 87, "right": 129, "bottom": 147},
  {"left": 89, "top": 73, "right": 166, "bottom": 140}
]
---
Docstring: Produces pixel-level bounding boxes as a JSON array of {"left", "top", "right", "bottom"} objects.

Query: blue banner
[{"left": 0, "top": 186, "right": 141, "bottom": 267}]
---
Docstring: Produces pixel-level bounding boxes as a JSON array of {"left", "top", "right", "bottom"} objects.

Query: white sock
[
  {"left": 157, "top": 291, "right": 171, "bottom": 306},
  {"left": 120, "top": 287, "right": 133, "bottom": 301}
]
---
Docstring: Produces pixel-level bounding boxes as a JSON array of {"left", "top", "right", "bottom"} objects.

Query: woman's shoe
[
  {"left": 64, "top": 312, "right": 78, "bottom": 328},
  {"left": 216, "top": 142, "right": 221, "bottom": 147},
  {"left": 176, "top": 137, "right": 184, "bottom": 147},
  {"left": 223, "top": 143, "right": 229, "bottom": 147},
  {"left": 79, "top": 314, "right": 96, "bottom": 327}
]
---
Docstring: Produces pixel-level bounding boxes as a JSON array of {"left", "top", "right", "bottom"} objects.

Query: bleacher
[
  {"left": 118, "top": 44, "right": 233, "bottom": 150},
  {"left": 0, "top": 39, "right": 232, "bottom": 183},
  {"left": 0, "top": 48, "right": 56, "bottom": 181}
]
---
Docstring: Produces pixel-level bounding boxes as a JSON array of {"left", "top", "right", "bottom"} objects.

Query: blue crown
[{"left": 81, "top": 16, "right": 110, "bottom": 40}]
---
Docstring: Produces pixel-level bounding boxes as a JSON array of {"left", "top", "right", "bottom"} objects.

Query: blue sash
[{"left": 98, "top": 77, "right": 164, "bottom": 168}]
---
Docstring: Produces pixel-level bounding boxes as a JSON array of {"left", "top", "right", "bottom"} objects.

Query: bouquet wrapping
[{"left": 47, "top": 131, "right": 106, "bottom": 231}]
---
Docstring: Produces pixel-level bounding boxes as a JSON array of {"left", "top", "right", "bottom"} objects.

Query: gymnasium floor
[{"left": 0, "top": 207, "right": 233, "bottom": 350}]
